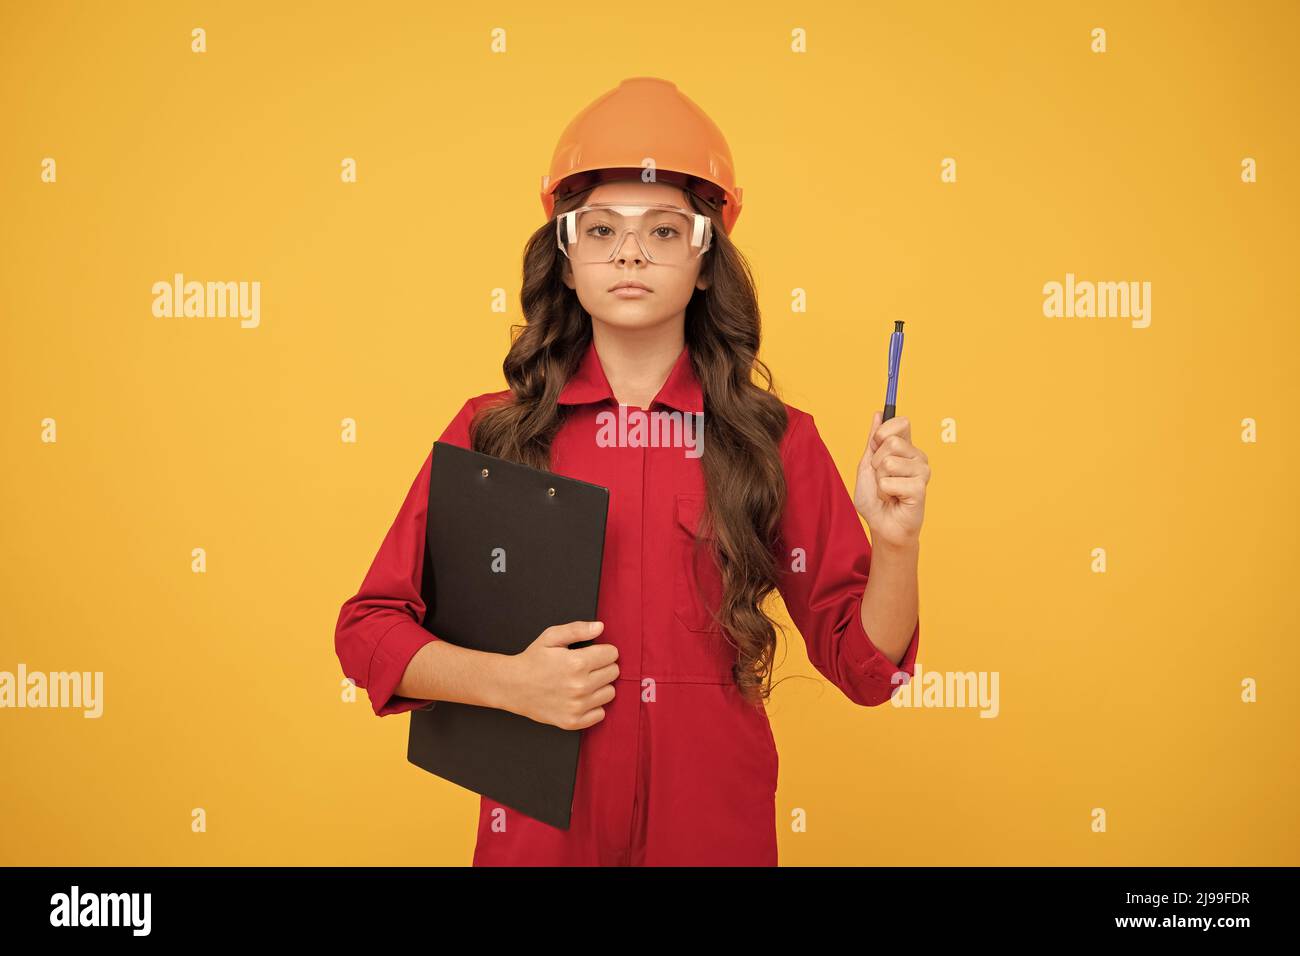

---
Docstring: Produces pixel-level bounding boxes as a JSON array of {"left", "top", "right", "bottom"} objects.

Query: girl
[{"left": 335, "top": 77, "right": 929, "bottom": 866}]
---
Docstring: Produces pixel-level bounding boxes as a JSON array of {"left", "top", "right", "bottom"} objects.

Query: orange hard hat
[{"left": 540, "top": 77, "right": 744, "bottom": 235}]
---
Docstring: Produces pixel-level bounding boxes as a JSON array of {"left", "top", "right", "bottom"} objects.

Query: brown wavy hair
[{"left": 465, "top": 183, "right": 791, "bottom": 706}]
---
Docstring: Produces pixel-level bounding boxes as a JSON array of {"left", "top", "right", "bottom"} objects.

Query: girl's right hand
[{"left": 505, "top": 621, "right": 619, "bottom": 730}]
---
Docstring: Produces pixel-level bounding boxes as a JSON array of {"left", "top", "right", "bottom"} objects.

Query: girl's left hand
[{"left": 854, "top": 411, "right": 930, "bottom": 548}]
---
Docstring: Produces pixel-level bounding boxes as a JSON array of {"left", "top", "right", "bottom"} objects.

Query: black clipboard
[{"left": 406, "top": 441, "right": 610, "bottom": 829}]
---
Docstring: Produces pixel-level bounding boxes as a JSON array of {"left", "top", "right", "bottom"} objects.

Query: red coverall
[{"left": 335, "top": 339, "right": 920, "bottom": 866}]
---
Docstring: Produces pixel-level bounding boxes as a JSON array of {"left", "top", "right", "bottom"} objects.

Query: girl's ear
[
  {"left": 695, "top": 263, "right": 712, "bottom": 291},
  {"left": 561, "top": 258, "right": 575, "bottom": 290}
]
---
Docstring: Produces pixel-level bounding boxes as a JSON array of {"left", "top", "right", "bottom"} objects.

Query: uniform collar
[{"left": 557, "top": 338, "right": 704, "bottom": 414}]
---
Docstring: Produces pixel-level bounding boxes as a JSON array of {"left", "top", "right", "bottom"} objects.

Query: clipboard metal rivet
[
  {"left": 547, "top": 487, "right": 556, "bottom": 496},
  {"left": 481, "top": 468, "right": 489, "bottom": 478}
]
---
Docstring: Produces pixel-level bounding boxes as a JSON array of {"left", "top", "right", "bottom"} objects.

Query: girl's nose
[{"left": 614, "top": 231, "right": 646, "bottom": 265}]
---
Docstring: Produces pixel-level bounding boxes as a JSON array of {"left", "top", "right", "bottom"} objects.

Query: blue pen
[{"left": 883, "top": 320, "right": 905, "bottom": 422}]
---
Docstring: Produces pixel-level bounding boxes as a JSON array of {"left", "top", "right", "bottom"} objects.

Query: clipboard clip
[{"left": 481, "top": 464, "right": 556, "bottom": 497}]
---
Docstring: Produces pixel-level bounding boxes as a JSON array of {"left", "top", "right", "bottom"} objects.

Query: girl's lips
[{"left": 612, "top": 287, "right": 650, "bottom": 298}]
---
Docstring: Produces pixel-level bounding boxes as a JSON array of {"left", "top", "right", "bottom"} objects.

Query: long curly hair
[{"left": 465, "top": 183, "right": 791, "bottom": 706}]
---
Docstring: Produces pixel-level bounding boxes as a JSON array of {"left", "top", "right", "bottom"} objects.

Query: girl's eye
[
  {"left": 652, "top": 226, "right": 680, "bottom": 240},
  {"left": 587, "top": 224, "right": 614, "bottom": 238}
]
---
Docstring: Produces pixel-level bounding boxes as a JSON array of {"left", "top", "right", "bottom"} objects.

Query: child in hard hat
[{"left": 336, "top": 77, "right": 929, "bottom": 865}]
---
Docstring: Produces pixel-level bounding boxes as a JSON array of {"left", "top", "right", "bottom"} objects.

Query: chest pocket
[{"left": 673, "top": 493, "right": 726, "bottom": 634}]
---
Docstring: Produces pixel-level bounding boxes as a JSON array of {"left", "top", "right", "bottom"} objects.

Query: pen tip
[{"left": 894, "top": 320, "right": 904, "bottom": 333}]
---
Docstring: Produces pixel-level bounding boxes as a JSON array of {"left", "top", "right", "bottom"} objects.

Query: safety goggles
[{"left": 555, "top": 202, "right": 713, "bottom": 265}]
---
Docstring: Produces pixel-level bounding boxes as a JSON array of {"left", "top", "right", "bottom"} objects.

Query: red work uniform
[{"left": 335, "top": 339, "right": 920, "bottom": 865}]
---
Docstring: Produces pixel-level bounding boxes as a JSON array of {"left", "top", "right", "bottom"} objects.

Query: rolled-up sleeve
[
  {"left": 334, "top": 397, "right": 479, "bottom": 716},
  {"left": 774, "top": 409, "right": 919, "bottom": 707}
]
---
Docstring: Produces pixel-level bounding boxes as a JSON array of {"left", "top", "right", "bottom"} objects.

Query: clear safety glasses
[{"left": 555, "top": 202, "right": 713, "bottom": 265}]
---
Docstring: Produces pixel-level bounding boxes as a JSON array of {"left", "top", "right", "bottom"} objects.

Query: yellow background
[{"left": 2, "top": 0, "right": 1296, "bottom": 866}]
